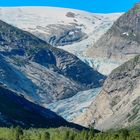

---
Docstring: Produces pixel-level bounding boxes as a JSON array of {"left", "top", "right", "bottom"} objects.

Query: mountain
[
  {"left": 0, "top": 19, "right": 105, "bottom": 106},
  {"left": 87, "top": 3, "right": 140, "bottom": 66},
  {"left": 0, "top": 7, "right": 128, "bottom": 130},
  {"left": 0, "top": 4, "right": 139, "bottom": 132},
  {"left": 73, "top": 3, "right": 140, "bottom": 130},
  {"left": 0, "top": 7, "right": 122, "bottom": 75},
  {"left": 75, "top": 55, "right": 140, "bottom": 130},
  {"left": 0, "top": 7, "right": 122, "bottom": 123}
]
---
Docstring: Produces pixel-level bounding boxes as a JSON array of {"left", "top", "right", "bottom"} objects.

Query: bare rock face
[
  {"left": 74, "top": 3, "right": 140, "bottom": 130},
  {"left": 66, "top": 12, "right": 76, "bottom": 18},
  {"left": 87, "top": 3, "right": 140, "bottom": 62},
  {"left": 37, "top": 24, "right": 87, "bottom": 47},
  {"left": 0, "top": 7, "right": 121, "bottom": 76},
  {"left": 75, "top": 56, "right": 140, "bottom": 130}
]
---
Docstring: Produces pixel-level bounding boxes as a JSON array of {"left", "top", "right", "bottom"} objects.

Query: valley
[{"left": 0, "top": 2, "right": 139, "bottom": 137}]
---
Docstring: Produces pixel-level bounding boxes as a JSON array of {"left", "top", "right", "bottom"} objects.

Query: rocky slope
[
  {"left": 74, "top": 3, "right": 140, "bottom": 130},
  {"left": 87, "top": 3, "right": 140, "bottom": 63},
  {"left": 0, "top": 7, "right": 122, "bottom": 75},
  {"left": 0, "top": 84, "right": 67, "bottom": 128},
  {"left": 75, "top": 55, "right": 140, "bottom": 130},
  {"left": 0, "top": 19, "right": 105, "bottom": 106}
]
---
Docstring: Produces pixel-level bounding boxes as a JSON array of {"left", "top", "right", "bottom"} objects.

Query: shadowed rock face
[
  {"left": 0, "top": 84, "right": 89, "bottom": 130},
  {"left": 0, "top": 7, "right": 121, "bottom": 77},
  {"left": 75, "top": 56, "right": 140, "bottom": 130},
  {"left": 0, "top": 85, "right": 67, "bottom": 128},
  {"left": 50, "top": 47, "right": 105, "bottom": 88},
  {"left": 0, "top": 20, "right": 105, "bottom": 104},
  {"left": 32, "top": 48, "right": 56, "bottom": 65},
  {"left": 87, "top": 3, "right": 140, "bottom": 62}
]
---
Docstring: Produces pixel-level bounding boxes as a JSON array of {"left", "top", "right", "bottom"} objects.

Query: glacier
[{"left": 46, "top": 88, "right": 101, "bottom": 122}]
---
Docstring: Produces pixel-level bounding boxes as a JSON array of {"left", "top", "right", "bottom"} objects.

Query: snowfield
[{"left": 79, "top": 57, "right": 122, "bottom": 75}]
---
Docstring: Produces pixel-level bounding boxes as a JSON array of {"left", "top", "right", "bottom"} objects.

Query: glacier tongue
[
  {"left": 46, "top": 88, "right": 101, "bottom": 122},
  {"left": 78, "top": 57, "right": 122, "bottom": 75}
]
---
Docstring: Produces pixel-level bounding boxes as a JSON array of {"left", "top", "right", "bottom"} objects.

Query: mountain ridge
[{"left": 0, "top": 83, "right": 90, "bottom": 131}]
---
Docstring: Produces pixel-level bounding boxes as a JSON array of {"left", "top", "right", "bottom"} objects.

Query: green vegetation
[{"left": 0, "top": 126, "right": 139, "bottom": 140}]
